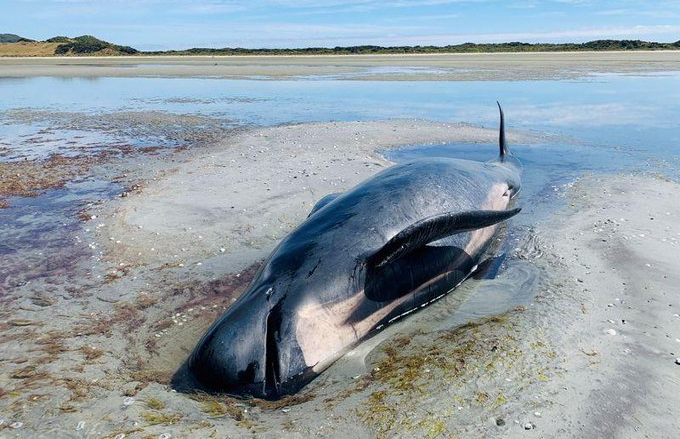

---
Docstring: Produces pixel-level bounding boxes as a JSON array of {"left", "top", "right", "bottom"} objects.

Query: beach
[
  {"left": 1, "top": 54, "right": 679, "bottom": 438},
  {"left": 1, "top": 51, "right": 680, "bottom": 80}
]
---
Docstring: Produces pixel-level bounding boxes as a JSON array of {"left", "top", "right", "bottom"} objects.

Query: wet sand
[
  {"left": 2, "top": 51, "right": 680, "bottom": 80},
  {"left": 531, "top": 175, "right": 680, "bottom": 437},
  {"left": 1, "top": 119, "right": 678, "bottom": 438}
]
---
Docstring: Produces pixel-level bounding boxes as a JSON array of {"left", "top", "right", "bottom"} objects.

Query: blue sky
[{"left": 2, "top": 0, "right": 680, "bottom": 50}]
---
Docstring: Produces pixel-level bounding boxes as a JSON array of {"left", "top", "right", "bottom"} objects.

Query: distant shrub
[
  {"left": 152, "top": 39, "right": 679, "bottom": 56},
  {"left": 54, "top": 44, "right": 70, "bottom": 54},
  {"left": 116, "top": 45, "right": 139, "bottom": 54},
  {"left": 53, "top": 35, "right": 138, "bottom": 55},
  {"left": 46, "top": 36, "right": 72, "bottom": 43}
]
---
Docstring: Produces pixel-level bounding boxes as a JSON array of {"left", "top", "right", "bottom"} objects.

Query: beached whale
[{"left": 188, "top": 104, "right": 522, "bottom": 399}]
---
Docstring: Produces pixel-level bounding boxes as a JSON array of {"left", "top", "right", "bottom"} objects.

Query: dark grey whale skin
[{"left": 188, "top": 107, "right": 522, "bottom": 400}]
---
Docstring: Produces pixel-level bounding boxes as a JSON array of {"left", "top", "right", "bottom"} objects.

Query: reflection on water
[
  {"left": 1, "top": 73, "right": 679, "bottom": 156},
  {"left": 0, "top": 122, "right": 150, "bottom": 161}
]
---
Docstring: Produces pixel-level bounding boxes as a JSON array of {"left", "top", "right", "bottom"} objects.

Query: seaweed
[
  {"left": 11, "top": 365, "right": 39, "bottom": 379},
  {"left": 249, "top": 392, "right": 315, "bottom": 410},
  {"left": 31, "top": 330, "right": 70, "bottom": 362},
  {"left": 129, "top": 368, "right": 173, "bottom": 385},
  {"left": 140, "top": 410, "right": 182, "bottom": 425},
  {"left": 143, "top": 396, "right": 166, "bottom": 410},
  {"left": 80, "top": 345, "right": 104, "bottom": 361},
  {"left": 356, "top": 312, "right": 529, "bottom": 438},
  {"left": 190, "top": 392, "right": 244, "bottom": 420},
  {"left": 425, "top": 419, "right": 447, "bottom": 439},
  {"left": 200, "top": 400, "right": 240, "bottom": 419},
  {"left": 57, "top": 377, "right": 109, "bottom": 403},
  {"left": 357, "top": 391, "right": 398, "bottom": 438}
]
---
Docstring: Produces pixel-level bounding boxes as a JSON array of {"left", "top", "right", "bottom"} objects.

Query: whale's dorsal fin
[
  {"left": 308, "top": 193, "right": 341, "bottom": 217},
  {"left": 367, "top": 208, "right": 521, "bottom": 269},
  {"left": 497, "top": 101, "right": 508, "bottom": 158}
]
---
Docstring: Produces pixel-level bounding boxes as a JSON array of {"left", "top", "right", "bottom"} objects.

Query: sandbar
[
  {"left": 2, "top": 119, "right": 678, "bottom": 438},
  {"left": 2, "top": 51, "right": 680, "bottom": 80}
]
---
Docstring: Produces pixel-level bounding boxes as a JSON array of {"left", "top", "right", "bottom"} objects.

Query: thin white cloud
[
  {"left": 596, "top": 8, "right": 680, "bottom": 18},
  {"left": 262, "top": 24, "right": 680, "bottom": 47},
  {"left": 456, "top": 25, "right": 680, "bottom": 43},
  {"left": 352, "top": 25, "right": 680, "bottom": 46}
]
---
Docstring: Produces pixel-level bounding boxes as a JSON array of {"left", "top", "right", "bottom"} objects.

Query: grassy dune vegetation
[
  {"left": 1, "top": 33, "right": 679, "bottom": 57},
  {"left": 0, "top": 41, "right": 62, "bottom": 56},
  {"left": 0, "top": 34, "right": 138, "bottom": 56},
  {"left": 154, "top": 39, "right": 680, "bottom": 56}
]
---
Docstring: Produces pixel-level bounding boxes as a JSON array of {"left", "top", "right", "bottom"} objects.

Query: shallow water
[
  {"left": 1, "top": 73, "right": 679, "bottom": 142},
  {"left": 0, "top": 178, "right": 120, "bottom": 287},
  {"left": 1, "top": 75, "right": 677, "bottom": 167}
]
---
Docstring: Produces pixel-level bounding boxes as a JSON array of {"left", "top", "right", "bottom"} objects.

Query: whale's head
[
  {"left": 504, "top": 167, "right": 522, "bottom": 200},
  {"left": 187, "top": 231, "right": 346, "bottom": 399},
  {"left": 187, "top": 266, "right": 325, "bottom": 399}
]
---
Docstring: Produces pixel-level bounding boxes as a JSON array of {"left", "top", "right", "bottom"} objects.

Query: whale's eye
[{"left": 503, "top": 184, "right": 516, "bottom": 197}]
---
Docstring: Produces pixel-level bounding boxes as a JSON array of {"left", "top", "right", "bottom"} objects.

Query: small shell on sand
[{"left": 605, "top": 329, "right": 617, "bottom": 335}]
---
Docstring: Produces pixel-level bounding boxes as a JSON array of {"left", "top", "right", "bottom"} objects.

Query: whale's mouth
[{"left": 264, "top": 308, "right": 282, "bottom": 397}]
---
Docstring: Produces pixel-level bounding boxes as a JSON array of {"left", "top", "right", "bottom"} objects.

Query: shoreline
[{"left": 2, "top": 51, "right": 680, "bottom": 80}]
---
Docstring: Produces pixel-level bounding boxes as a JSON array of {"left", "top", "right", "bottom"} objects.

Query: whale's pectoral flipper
[
  {"left": 362, "top": 209, "right": 520, "bottom": 303},
  {"left": 367, "top": 208, "right": 521, "bottom": 270},
  {"left": 308, "top": 193, "right": 342, "bottom": 217}
]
